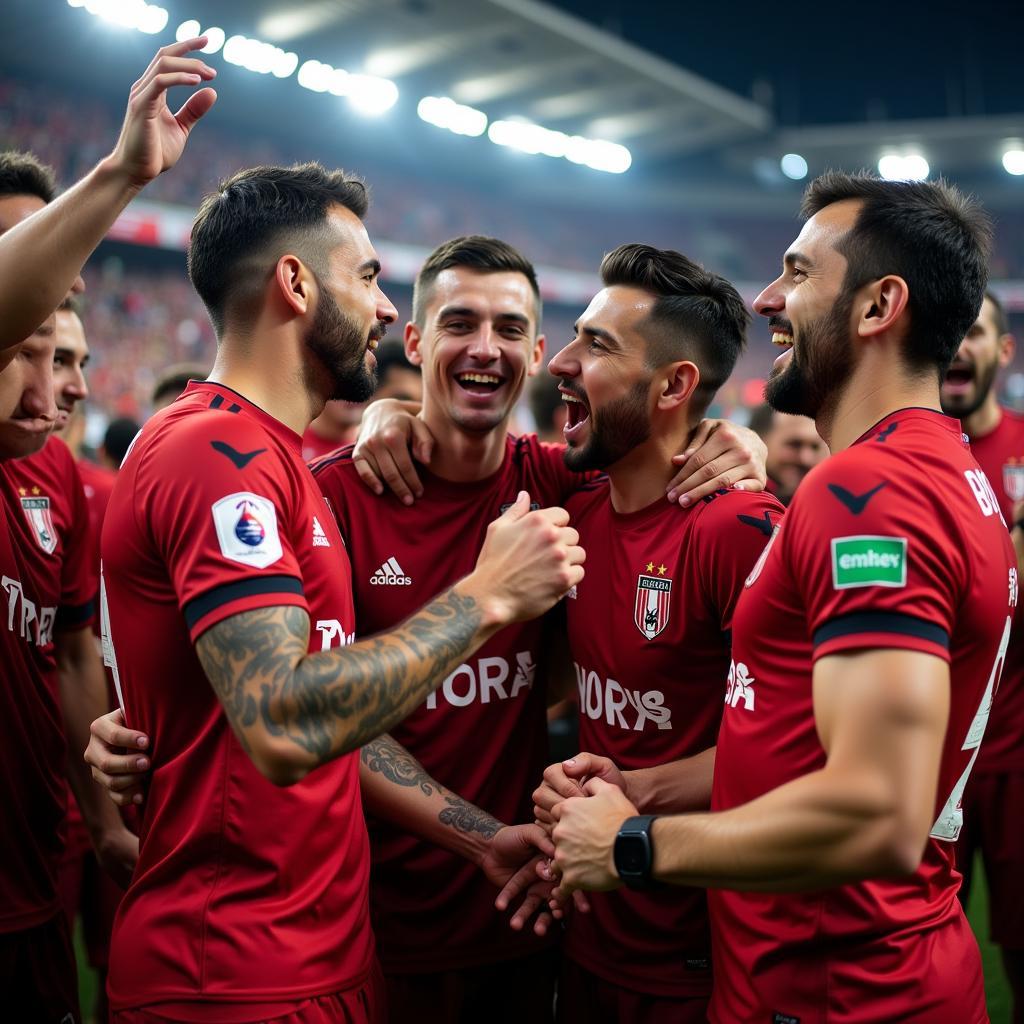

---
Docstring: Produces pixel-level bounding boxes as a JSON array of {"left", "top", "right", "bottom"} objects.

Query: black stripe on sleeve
[
  {"left": 209, "top": 394, "right": 225, "bottom": 410},
  {"left": 184, "top": 575, "right": 305, "bottom": 631},
  {"left": 56, "top": 599, "right": 95, "bottom": 631},
  {"left": 813, "top": 611, "right": 949, "bottom": 650}
]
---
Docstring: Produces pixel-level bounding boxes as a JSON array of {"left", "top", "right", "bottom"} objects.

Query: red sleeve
[
  {"left": 783, "top": 454, "right": 964, "bottom": 663},
  {"left": 138, "top": 415, "right": 309, "bottom": 642},
  {"left": 694, "top": 489, "right": 785, "bottom": 631},
  {"left": 56, "top": 452, "right": 97, "bottom": 632},
  {"left": 309, "top": 451, "right": 355, "bottom": 547}
]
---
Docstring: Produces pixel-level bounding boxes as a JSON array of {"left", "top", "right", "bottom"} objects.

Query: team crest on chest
[
  {"left": 634, "top": 561, "right": 672, "bottom": 640},
  {"left": 19, "top": 488, "right": 57, "bottom": 554},
  {"left": 1003, "top": 458, "right": 1024, "bottom": 502}
]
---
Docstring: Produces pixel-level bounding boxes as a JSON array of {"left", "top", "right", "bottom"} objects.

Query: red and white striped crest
[{"left": 634, "top": 573, "right": 672, "bottom": 640}]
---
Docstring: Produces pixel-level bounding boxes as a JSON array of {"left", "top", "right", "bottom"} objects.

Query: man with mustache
[
  {"left": 548, "top": 173, "right": 1011, "bottom": 1024},
  {"left": 942, "top": 290, "right": 1024, "bottom": 1021}
]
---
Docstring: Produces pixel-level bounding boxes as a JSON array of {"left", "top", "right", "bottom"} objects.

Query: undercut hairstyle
[
  {"left": 412, "top": 236, "right": 541, "bottom": 329},
  {"left": 801, "top": 172, "right": 992, "bottom": 379},
  {"left": 984, "top": 289, "right": 1010, "bottom": 338},
  {"left": 599, "top": 243, "right": 750, "bottom": 414},
  {"left": 151, "top": 362, "right": 210, "bottom": 407},
  {"left": 0, "top": 151, "right": 57, "bottom": 203},
  {"left": 188, "top": 162, "right": 369, "bottom": 336}
]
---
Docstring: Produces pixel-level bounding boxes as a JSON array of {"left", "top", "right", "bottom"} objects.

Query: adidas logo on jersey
[
  {"left": 312, "top": 516, "right": 331, "bottom": 548},
  {"left": 371, "top": 557, "right": 413, "bottom": 586}
]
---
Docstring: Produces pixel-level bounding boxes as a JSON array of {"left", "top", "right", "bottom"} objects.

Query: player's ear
[
  {"left": 658, "top": 360, "right": 699, "bottom": 411},
  {"left": 999, "top": 332, "right": 1016, "bottom": 370},
  {"left": 273, "top": 254, "right": 312, "bottom": 317},
  {"left": 526, "top": 333, "right": 546, "bottom": 377},
  {"left": 857, "top": 275, "right": 909, "bottom": 339},
  {"left": 404, "top": 320, "right": 424, "bottom": 367}
]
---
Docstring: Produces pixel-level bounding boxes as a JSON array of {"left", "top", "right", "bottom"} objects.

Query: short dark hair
[
  {"left": 599, "top": 243, "right": 749, "bottom": 413},
  {"left": 103, "top": 417, "right": 141, "bottom": 468},
  {"left": 151, "top": 362, "right": 209, "bottom": 406},
  {"left": 801, "top": 172, "right": 992, "bottom": 379},
  {"left": 412, "top": 236, "right": 541, "bottom": 328},
  {"left": 188, "top": 162, "right": 369, "bottom": 336},
  {"left": 0, "top": 151, "right": 57, "bottom": 204},
  {"left": 984, "top": 289, "right": 1009, "bottom": 337},
  {"left": 748, "top": 401, "right": 776, "bottom": 439}
]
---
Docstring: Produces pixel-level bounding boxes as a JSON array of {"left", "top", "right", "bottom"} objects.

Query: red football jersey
[
  {"left": 301, "top": 425, "right": 344, "bottom": 464},
  {"left": 711, "top": 409, "right": 1014, "bottom": 1023},
  {"left": 0, "top": 436, "right": 96, "bottom": 931},
  {"left": 102, "top": 382, "right": 372, "bottom": 1013},
  {"left": 563, "top": 481, "right": 783, "bottom": 998},
  {"left": 312, "top": 435, "right": 580, "bottom": 973},
  {"left": 966, "top": 407, "right": 1024, "bottom": 773},
  {"left": 77, "top": 458, "right": 117, "bottom": 575}
]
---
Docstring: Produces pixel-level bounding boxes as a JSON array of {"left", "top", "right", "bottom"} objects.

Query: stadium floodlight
[
  {"left": 417, "top": 97, "right": 487, "bottom": 138},
  {"left": 175, "top": 19, "right": 200, "bottom": 41},
  {"left": 490, "top": 119, "right": 631, "bottom": 174},
  {"left": 222, "top": 34, "right": 297, "bottom": 78},
  {"left": 1002, "top": 147, "right": 1024, "bottom": 176},
  {"left": 67, "top": 0, "right": 86, "bottom": 7},
  {"left": 80, "top": 0, "right": 167, "bottom": 33},
  {"left": 298, "top": 59, "right": 331, "bottom": 92},
  {"left": 878, "top": 152, "right": 929, "bottom": 181},
  {"left": 780, "top": 153, "right": 808, "bottom": 180},
  {"left": 200, "top": 27, "right": 226, "bottom": 55},
  {"left": 346, "top": 74, "right": 399, "bottom": 116}
]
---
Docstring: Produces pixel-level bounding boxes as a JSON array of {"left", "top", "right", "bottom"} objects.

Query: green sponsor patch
[{"left": 831, "top": 535, "right": 907, "bottom": 589}]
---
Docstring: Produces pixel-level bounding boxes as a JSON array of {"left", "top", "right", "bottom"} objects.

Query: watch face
[{"left": 615, "top": 834, "right": 649, "bottom": 875}]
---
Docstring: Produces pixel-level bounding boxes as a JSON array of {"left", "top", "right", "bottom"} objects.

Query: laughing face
[
  {"left": 940, "top": 296, "right": 1013, "bottom": 420},
  {"left": 547, "top": 285, "right": 656, "bottom": 473},
  {"left": 754, "top": 200, "right": 860, "bottom": 421},
  {"left": 408, "top": 267, "right": 544, "bottom": 435}
]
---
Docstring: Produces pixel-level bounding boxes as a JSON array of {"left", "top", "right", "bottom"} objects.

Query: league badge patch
[
  {"left": 212, "top": 492, "right": 283, "bottom": 569},
  {"left": 20, "top": 491, "right": 57, "bottom": 554},
  {"left": 1003, "top": 458, "right": 1024, "bottom": 502},
  {"left": 635, "top": 563, "right": 672, "bottom": 640}
]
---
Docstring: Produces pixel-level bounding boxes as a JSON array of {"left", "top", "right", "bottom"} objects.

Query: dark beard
[
  {"left": 766, "top": 289, "right": 854, "bottom": 420},
  {"left": 305, "top": 285, "right": 379, "bottom": 402},
  {"left": 563, "top": 378, "right": 651, "bottom": 473},
  {"left": 940, "top": 359, "right": 999, "bottom": 419}
]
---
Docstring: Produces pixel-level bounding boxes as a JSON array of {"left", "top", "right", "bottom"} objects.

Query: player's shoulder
[
  {"left": 998, "top": 406, "right": 1024, "bottom": 439},
  {"left": 308, "top": 443, "right": 357, "bottom": 480},
  {"left": 688, "top": 485, "right": 784, "bottom": 541},
  {"left": 565, "top": 473, "right": 609, "bottom": 518}
]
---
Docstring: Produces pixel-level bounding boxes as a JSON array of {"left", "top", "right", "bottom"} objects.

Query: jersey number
[{"left": 930, "top": 615, "right": 1011, "bottom": 841}]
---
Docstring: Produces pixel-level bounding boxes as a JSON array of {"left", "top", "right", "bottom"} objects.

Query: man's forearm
[
  {"left": 198, "top": 580, "right": 506, "bottom": 782},
  {"left": 58, "top": 629, "right": 127, "bottom": 838},
  {"left": 360, "top": 734, "right": 500, "bottom": 864},
  {"left": 648, "top": 764, "right": 919, "bottom": 892},
  {"left": 627, "top": 747, "right": 715, "bottom": 814},
  {"left": 0, "top": 158, "right": 140, "bottom": 350}
]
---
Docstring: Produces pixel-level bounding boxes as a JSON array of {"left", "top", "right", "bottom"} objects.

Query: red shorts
[
  {"left": 0, "top": 913, "right": 80, "bottom": 1024},
  {"left": 384, "top": 948, "right": 558, "bottom": 1024},
  {"left": 112, "top": 965, "right": 386, "bottom": 1024},
  {"left": 557, "top": 956, "right": 709, "bottom": 1024},
  {"left": 959, "top": 770, "right": 1024, "bottom": 949}
]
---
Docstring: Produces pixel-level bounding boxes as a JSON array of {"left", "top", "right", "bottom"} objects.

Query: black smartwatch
[{"left": 613, "top": 815, "right": 659, "bottom": 890}]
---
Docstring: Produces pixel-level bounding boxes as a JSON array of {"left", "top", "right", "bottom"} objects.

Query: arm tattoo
[
  {"left": 196, "top": 588, "right": 484, "bottom": 772},
  {"left": 361, "top": 734, "right": 501, "bottom": 838},
  {"left": 361, "top": 734, "right": 437, "bottom": 796}
]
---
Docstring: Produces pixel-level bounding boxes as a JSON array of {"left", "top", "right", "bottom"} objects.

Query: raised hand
[
  {"left": 109, "top": 37, "right": 218, "bottom": 188},
  {"left": 667, "top": 419, "right": 767, "bottom": 506},
  {"left": 469, "top": 491, "right": 585, "bottom": 625},
  {"left": 351, "top": 399, "right": 434, "bottom": 504}
]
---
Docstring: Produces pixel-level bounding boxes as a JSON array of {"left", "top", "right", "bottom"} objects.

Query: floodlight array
[{"left": 68, "top": 0, "right": 168, "bottom": 34}]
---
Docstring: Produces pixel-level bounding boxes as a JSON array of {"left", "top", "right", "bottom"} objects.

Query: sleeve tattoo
[
  {"left": 362, "top": 733, "right": 502, "bottom": 839},
  {"left": 195, "top": 588, "right": 483, "bottom": 770}
]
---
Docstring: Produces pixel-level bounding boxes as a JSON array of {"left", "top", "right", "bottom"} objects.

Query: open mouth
[
  {"left": 771, "top": 330, "right": 794, "bottom": 367},
  {"left": 561, "top": 388, "right": 590, "bottom": 441},
  {"left": 943, "top": 364, "right": 974, "bottom": 391},
  {"left": 455, "top": 371, "right": 504, "bottom": 396}
]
